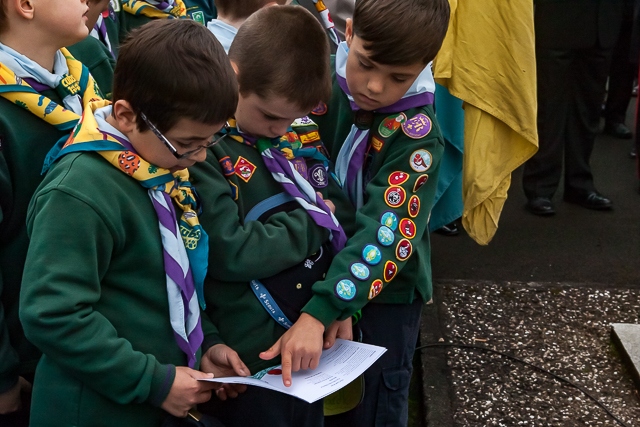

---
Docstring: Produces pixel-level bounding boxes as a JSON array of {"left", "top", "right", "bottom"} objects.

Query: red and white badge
[
  {"left": 234, "top": 156, "right": 257, "bottom": 183},
  {"left": 413, "top": 174, "right": 429, "bottom": 192},
  {"left": 399, "top": 218, "right": 417, "bottom": 239},
  {"left": 408, "top": 195, "right": 420, "bottom": 218},
  {"left": 395, "top": 239, "right": 413, "bottom": 261},
  {"left": 368, "top": 279, "right": 383, "bottom": 300},
  {"left": 383, "top": 261, "right": 398, "bottom": 283},
  {"left": 388, "top": 171, "right": 409, "bottom": 186},
  {"left": 409, "top": 149, "right": 432, "bottom": 173},
  {"left": 384, "top": 186, "right": 407, "bottom": 208}
]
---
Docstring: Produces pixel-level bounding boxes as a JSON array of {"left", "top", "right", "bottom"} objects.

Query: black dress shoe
[
  {"left": 604, "top": 122, "right": 633, "bottom": 139},
  {"left": 526, "top": 197, "right": 555, "bottom": 216},
  {"left": 631, "top": 146, "right": 637, "bottom": 158},
  {"left": 435, "top": 221, "right": 459, "bottom": 236},
  {"left": 563, "top": 190, "right": 612, "bottom": 210}
]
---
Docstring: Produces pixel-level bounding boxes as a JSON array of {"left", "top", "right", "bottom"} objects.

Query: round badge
[
  {"left": 402, "top": 113, "right": 432, "bottom": 139},
  {"left": 308, "top": 163, "right": 328, "bottom": 188},
  {"left": 408, "top": 195, "right": 420, "bottom": 218},
  {"left": 388, "top": 171, "right": 409, "bottom": 186},
  {"left": 409, "top": 149, "right": 432, "bottom": 173},
  {"left": 383, "top": 261, "right": 398, "bottom": 282},
  {"left": 311, "top": 102, "right": 328, "bottom": 116},
  {"left": 380, "top": 211, "right": 398, "bottom": 231},
  {"left": 377, "top": 226, "right": 395, "bottom": 247},
  {"left": 399, "top": 218, "right": 417, "bottom": 239},
  {"left": 395, "top": 239, "right": 413, "bottom": 261},
  {"left": 350, "top": 263, "right": 371, "bottom": 281},
  {"left": 384, "top": 186, "right": 407, "bottom": 208},
  {"left": 413, "top": 174, "right": 429, "bottom": 192},
  {"left": 362, "top": 244, "right": 382, "bottom": 265},
  {"left": 335, "top": 279, "right": 357, "bottom": 301},
  {"left": 368, "top": 279, "right": 384, "bottom": 300}
]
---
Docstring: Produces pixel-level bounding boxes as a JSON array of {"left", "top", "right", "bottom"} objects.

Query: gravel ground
[{"left": 432, "top": 280, "right": 640, "bottom": 427}]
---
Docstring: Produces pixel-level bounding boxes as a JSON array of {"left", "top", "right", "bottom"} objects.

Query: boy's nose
[
  {"left": 366, "top": 78, "right": 384, "bottom": 95},
  {"left": 191, "top": 148, "right": 208, "bottom": 163}
]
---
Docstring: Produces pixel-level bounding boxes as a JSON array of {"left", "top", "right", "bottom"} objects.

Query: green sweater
[
  {"left": 20, "top": 152, "right": 210, "bottom": 426},
  {"left": 68, "top": 36, "right": 116, "bottom": 99},
  {"left": 303, "top": 77, "right": 445, "bottom": 327}
]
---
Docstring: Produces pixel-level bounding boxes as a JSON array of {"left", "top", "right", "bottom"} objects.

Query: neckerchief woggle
[
  {"left": 122, "top": 0, "right": 187, "bottom": 19},
  {"left": 334, "top": 41, "right": 435, "bottom": 208},
  {"left": 224, "top": 119, "right": 347, "bottom": 253},
  {"left": 46, "top": 101, "right": 205, "bottom": 368}
]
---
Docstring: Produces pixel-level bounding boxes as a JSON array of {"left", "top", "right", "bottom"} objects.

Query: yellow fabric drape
[{"left": 434, "top": 0, "right": 538, "bottom": 245}]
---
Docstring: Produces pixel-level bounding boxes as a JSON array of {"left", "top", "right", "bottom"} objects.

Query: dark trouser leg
[{"left": 604, "top": 17, "right": 636, "bottom": 125}]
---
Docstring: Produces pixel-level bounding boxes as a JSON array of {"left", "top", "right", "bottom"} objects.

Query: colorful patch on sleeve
[
  {"left": 311, "top": 102, "right": 328, "bottom": 116},
  {"left": 399, "top": 218, "right": 417, "bottom": 239},
  {"left": 377, "top": 226, "right": 395, "bottom": 247},
  {"left": 410, "top": 149, "right": 432, "bottom": 172},
  {"left": 396, "top": 239, "right": 413, "bottom": 261},
  {"left": 234, "top": 156, "right": 257, "bottom": 183},
  {"left": 350, "top": 263, "right": 371, "bottom": 281},
  {"left": 368, "top": 279, "right": 383, "bottom": 300},
  {"left": 371, "top": 136, "right": 384, "bottom": 152},
  {"left": 380, "top": 211, "right": 398, "bottom": 231},
  {"left": 378, "top": 112, "right": 407, "bottom": 138},
  {"left": 383, "top": 261, "right": 398, "bottom": 282},
  {"left": 308, "top": 163, "right": 328, "bottom": 188},
  {"left": 219, "top": 156, "right": 235, "bottom": 177},
  {"left": 362, "top": 244, "right": 382, "bottom": 265},
  {"left": 388, "top": 171, "right": 410, "bottom": 186},
  {"left": 413, "top": 174, "right": 429, "bottom": 192},
  {"left": 402, "top": 113, "right": 432, "bottom": 139},
  {"left": 335, "top": 279, "right": 357, "bottom": 301},
  {"left": 292, "top": 116, "right": 315, "bottom": 127},
  {"left": 118, "top": 151, "right": 140, "bottom": 176},
  {"left": 384, "top": 186, "right": 407, "bottom": 208},
  {"left": 190, "top": 10, "right": 205, "bottom": 24},
  {"left": 299, "top": 130, "right": 321, "bottom": 144},
  {"left": 227, "top": 180, "right": 238, "bottom": 200},
  {"left": 408, "top": 195, "right": 420, "bottom": 218},
  {"left": 291, "top": 158, "right": 308, "bottom": 180}
]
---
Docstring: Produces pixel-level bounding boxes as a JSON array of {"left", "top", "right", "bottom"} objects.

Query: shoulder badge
[
  {"left": 311, "top": 102, "right": 328, "bottom": 116},
  {"left": 219, "top": 156, "right": 235, "bottom": 177},
  {"left": 234, "top": 156, "right": 257, "bottom": 183},
  {"left": 402, "top": 113, "right": 432, "bottom": 139},
  {"left": 378, "top": 113, "right": 407, "bottom": 138},
  {"left": 409, "top": 149, "right": 432, "bottom": 173}
]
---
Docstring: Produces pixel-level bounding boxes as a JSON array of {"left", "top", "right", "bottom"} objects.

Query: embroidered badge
[
  {"left": 409, "top": 149, "right": 432, "bottom": 173},
  {"left": 299, "top": 131, "right": 321, "bottom": 144},
  {"left": 234, "top": 157, "right": 257, "bottom": 183},
  {"left": 399, "top": 218, "right": 417, "bottom": 239},
  {"left": 292, "top": 158, "right": 308, "bottom": 180},
  {"left": 292, "top": 116, "right": 315, "bottom": 127},
  {"left": 309, "top": 163, "right": 328, "bottom": 188},
  {"left": 396, "top": 239, "right": 413, "bottom": 261},
  {"left": 219, "top": 156, "right": 235, "bottom": 176},
  {"left": 335, "top": 279, "right": 357, "bottom": 301},
  {"left": 388, "top": 171, "right": 409, "bottom": 186},
  {"left": 377, "top": 226, "right": 395, "bottom": 247},
  {"left": 383, "top": 261, "right": 398, "bottom": 282},
  {"left": 110, "top": 0, "right": 120, "bottom": 12},
  {"left": 371, "top": 136, "right": 384, "bottom": 152},
  {"left": 228, "top": 180, "right": 238, "bottom": 200},
  {"left": 311, "top": 102, "right": 328, "bottom": 116},
  {"left": 408, "top": 195, "right": 420, "bottom": 218},
  {"left": 380, "top": 211, "right": 398, "bottom": 231},
  {"left": 368, "top": 279, "right": 383, "bottom": 300},
  {"left": 350, "top": 263, "right": 371, "bottom": 281},
  {"left": 118, "top": 151, "right": 140, "bottom": 176},
  {"left": 413, "top": 174, "right": 429, "bottom": 192},
  {"left": 402, "top": 113, "right": 432, "bottom": 139},
  {"left": 384, "top": 186, "right": 407, "bottom": 208},
  {"left": 378, "top": 113, "right": 407, "bottom": 138},
  {"left": 190, "top": 10, "right": 205, "bottom": 24},
  {"left": 362, "top": 244, "right": 382, "bottom": 265}
]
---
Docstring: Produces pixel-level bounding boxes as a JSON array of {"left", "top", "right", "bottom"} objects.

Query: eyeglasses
[{"left": 140, "top": 112, "right": 230, "bottom": 160}]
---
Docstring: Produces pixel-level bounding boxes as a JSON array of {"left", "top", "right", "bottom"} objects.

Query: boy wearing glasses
[{"left": 19, "top": 20, "right": 243, "bottom": 426}]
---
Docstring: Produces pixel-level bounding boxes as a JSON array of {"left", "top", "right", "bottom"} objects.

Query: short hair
[
  {"left": 353, "top": 0, "right": 450, "bottom": 66},
  {"left": 113, "top": 19, "right": 238, "bottom": 133},
  {"left": 215, "top": 0, "right": 288, "bottom": 22},
  {"left": 228, "top": 5, "right": 331, "bottom": 112},
  {"left": 0, "top": 1, "right": 7, "bottom": 33}
]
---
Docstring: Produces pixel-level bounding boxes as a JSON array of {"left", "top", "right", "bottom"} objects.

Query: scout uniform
[
  {"left": 68, "top": 35, "right": 117, "bottom": 99},
  {"left": 90, "top": 1, "right": 121, "bottom": 59},
  {"left": 306, "top": 42, "right": 445, "bottom": 426}
]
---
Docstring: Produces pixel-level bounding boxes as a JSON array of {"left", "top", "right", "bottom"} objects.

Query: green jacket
[
  {"left": 304, "top": 76, "right": 445, "bottom": 327},
  {"left": 20, "top": 152, "right": 210, "bottom": 426},
  {"left": 68, "top": 36, "right": 116, "bottom": 99}
]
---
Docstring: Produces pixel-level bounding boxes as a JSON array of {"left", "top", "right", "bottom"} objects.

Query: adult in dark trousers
[
  {"left": 523, "top": 0, "right": 623, "bottom": 215},
  {"left": 632, "top": 0, "right": 640, "bottom": 185}
]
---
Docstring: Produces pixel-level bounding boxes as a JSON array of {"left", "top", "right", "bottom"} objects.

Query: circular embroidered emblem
[
  {"left": 118, "top": 151, "right": 140, "bottom": 176},
  {"left": 408, "top": 195, "right": 420, "bottom": 218},
  {"left": 413, "top": 174, "right": 429, "bottom": 192},
  {"left": 399, "top": 218, "right": 417, "bottom": 239},
  {"left": 380, "top": 211, "right": 398, "bottom": 231},
  {"left": 308, "top": 163, "right": 328, "bottom": 188},
  {"left": 402, "top": 113, "right": 432, "bottom": 139},
  {"left": 378, "top": 113, "right": 407, "bottom": 138},
  {"left": 383, "top": 261, "right": 398, "bottom": 282},
  {"left": 384, "top": 186, "right": 407, "bottom": 208},
  {"left": 311, "top": 102, "right": 328, "bottom": 116},
  {"left": 396, "top": 239, "right": 413, "bottom": 261},
  {"left": 409, "top": 149, "right": 432, "bottom": 173},
  {"left": 388, "top": 171, "right": 409, "bottom": 186},
  {"left": 350, "top": 263, "right": 371, "bottom": 281},
  {"left": 362, "top": 244, "right": 382, "bottom": 265},
  {"left": 368, "top": 279, "right": 384, "bottom": 300},
  {"left": 335, "top": 279, "right": 357, "bottom": 301},
  {"left": 377, "top": 226, "right": 395, "bottom": 247}
]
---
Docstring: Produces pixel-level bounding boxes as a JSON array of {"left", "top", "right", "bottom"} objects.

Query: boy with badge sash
[
  {"left": 259, "top": 1, "right": 451, "bottom": 426},
  {"left": 19, "top": 20, "right": 242, "bottom": 426},
  {"left": 190, "top": 6, "right": 353, "bottom": 427}
]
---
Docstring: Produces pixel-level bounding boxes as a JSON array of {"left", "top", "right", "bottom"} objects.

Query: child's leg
[{"left": 326, "top": 298, "right": 423, "bottom": 427}]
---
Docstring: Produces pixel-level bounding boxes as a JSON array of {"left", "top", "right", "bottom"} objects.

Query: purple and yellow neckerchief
[
  {"left": 224, "top": 119, "right": 347, "bottom": 253},
  {"left": 121, "top": 0, "right": 187, "bottom": 19},
  {"left": 47, "top": 100, "right": 205, "bottom": 367},
  {"left": 333, "top": 41, "right": 435, "bottom": 208}
]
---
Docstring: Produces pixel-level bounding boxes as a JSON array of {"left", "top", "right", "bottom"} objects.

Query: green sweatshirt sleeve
[{"left": 20, "top": 188, "right": 174, "bottom": 407}]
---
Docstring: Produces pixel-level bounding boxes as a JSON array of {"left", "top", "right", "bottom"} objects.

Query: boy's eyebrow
[{"left": 258, "top": 106, "right": 289, "bottom": 120}]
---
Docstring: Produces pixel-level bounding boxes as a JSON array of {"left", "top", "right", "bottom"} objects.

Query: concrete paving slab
[{"left": 611, "top": 323, "right": 640, "bottom": 392}]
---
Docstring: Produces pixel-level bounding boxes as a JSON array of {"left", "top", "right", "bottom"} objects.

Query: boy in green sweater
[{"left": 20, "top": 20, "right": 241, "bottom": 426}]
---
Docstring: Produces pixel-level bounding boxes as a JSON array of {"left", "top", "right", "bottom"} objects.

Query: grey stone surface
[{"left": 611, "top": 323, "right": 640, "bottom": 391}]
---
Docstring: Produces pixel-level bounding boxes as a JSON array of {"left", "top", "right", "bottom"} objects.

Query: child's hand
[
  {"left": 200, "top": 344, "right": 249, "bottom": 401},
  {"left": 317, "top": 191, "right": 336, "bottom": 213},
  {"left": 0, "top": 376, "right": 31, "bottom": 414},
  {"left": 258, "top": 313, "right": 325, "bottom": 387},
  {"left": 161, "top": 367, "right": 218, "bottom": 417},
  {"left": 323, "top": 318, "right": 353, "bottom": 349}
]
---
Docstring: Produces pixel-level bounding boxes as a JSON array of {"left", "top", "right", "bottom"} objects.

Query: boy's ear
[
  {"left": 14, "top": 0, "right": 35, "bottom": 20},
  {"left": 230, "top": 60, "right": 239, "bottom": 76},
  {"left": 112, "top": 100, "right": 138, "bottom": 133},
  {"left": 345, "top": 18, "right": 353, "bottom": 47}
]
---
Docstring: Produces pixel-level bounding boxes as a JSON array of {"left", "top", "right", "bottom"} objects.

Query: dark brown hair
[
  {"left": 228, "top": 5, "right": 331, "bottom": 112},
  {"left": 353, "top": 0, "right": 450, "bottom": 66},
  {"left": 0, "top": 1, "right": 7, "bottom": 34},
  {"left": 113, "top": 19, "right": 238, "bottom": 133},
  {"left": 215, "top": 0, "right": 287, "bottom": 21}
]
